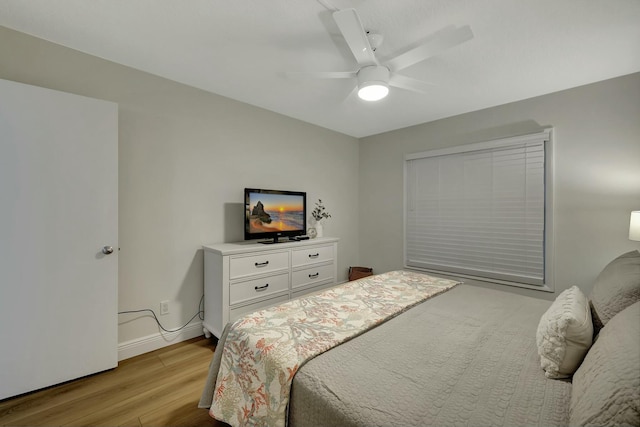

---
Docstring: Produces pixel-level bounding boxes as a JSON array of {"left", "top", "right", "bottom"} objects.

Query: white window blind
[{"left": 405, "top": 130, "right": 551, "bottom": 286}]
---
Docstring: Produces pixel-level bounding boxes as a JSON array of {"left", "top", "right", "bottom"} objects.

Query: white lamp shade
[
  {"left": 630, "top": 211, "right": 640, "bottom": 241},
  {"left": 357, "top": 83, "right": 389, "bottom": 101}
]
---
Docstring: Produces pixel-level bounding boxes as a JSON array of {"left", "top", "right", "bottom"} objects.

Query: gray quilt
[{"left": 287, "top": 284, "right": 572, "bottom": 427}]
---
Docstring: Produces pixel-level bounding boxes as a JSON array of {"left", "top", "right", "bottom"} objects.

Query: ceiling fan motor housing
[
  {"left": 357, "top": 65, "right": 390, "bottom": 101},
  {"left": 358, "top": 65, "right": 390, "bottom": 86}
]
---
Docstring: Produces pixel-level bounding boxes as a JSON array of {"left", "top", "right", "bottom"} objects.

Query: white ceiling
[{"left": 1, "top": 0, "right": 639, "bottom": 138}]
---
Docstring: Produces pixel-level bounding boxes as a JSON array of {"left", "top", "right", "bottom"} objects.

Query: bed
[{"left": 200, "top": 251, "right": 640, "bottom": 427}]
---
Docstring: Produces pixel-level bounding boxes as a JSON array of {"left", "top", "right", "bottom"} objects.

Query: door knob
[{"left": 102, "top": 246, "right": 114, "bottom": 255}]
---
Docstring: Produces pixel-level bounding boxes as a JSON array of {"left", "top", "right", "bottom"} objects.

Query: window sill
[{"left": 404, "top": 266, "right": 554, "bottom": 293}]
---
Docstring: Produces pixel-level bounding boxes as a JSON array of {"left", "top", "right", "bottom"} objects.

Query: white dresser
[{"left": 202, "top": 237, "right": 339, "bottom": 338}]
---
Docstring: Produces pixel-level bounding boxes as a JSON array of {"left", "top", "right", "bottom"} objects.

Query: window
[{"left": 404, "top": 129, "right": 553, "bottom": 290}]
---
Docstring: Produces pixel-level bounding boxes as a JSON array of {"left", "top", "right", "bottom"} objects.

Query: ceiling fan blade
[
  {"left": 388, "top": 74, "right": 436, "bottom": 94},
  {"left": 342, "top": 86, "right": 359, "bottom": 104},
  {"left": 284, "top": 71, "right": 357, "bottom": 79},
  {"left": 333, "top": 8, "right": 378, "bottom": 67},
  {"left": 384, "top": 25, "right": 474, "bottom": 72}
]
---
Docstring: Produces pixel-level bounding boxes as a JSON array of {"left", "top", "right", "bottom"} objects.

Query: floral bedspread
[{"left": 209, "top": 270, "right": 459, "bottom": 427}]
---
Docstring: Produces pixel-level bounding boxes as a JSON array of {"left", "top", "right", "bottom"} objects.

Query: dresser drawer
[
  {"left": 292, "top": 245, "right": 334, "bottom": 268},
  {"left": 230, "top": 272, "right": 289, "bottom": 305},
  {"left": 291, "top": 263, "right": 335, "bottom": 290},
  {"left": 229, "top": 251, "right": 289, "bottom": 280}
]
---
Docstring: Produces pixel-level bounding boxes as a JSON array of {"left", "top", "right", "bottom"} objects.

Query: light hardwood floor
[{"left": 0, "top": 336, "right": 230, "bottom": 427}]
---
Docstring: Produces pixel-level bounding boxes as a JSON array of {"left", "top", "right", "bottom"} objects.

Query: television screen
[{"left": 244, "top": 188, "right": 306, "bottom": 243}]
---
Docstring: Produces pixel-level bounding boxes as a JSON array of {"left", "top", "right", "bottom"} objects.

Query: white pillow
[{"left": 536, "top": 285, "right": 593, "bottom": 379}]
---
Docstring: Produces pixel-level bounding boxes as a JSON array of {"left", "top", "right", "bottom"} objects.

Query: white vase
[{"left": 315, "top": 221, "right": 323, "bottom": 238}]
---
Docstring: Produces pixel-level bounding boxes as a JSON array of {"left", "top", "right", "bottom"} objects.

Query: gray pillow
[
  {"left": 569, "top": 301, "right": 640, "bottom": 426},
  {"left": 589, "top": 250, "right": 640, "bottom": 333}
]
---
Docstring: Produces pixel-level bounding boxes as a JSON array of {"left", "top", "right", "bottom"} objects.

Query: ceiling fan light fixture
[
  {"left": 358, "top": 82, "right": 389, "bottom": 101},
  {"left": 357, "top": 65, "right": 390, "bottom": 101}
]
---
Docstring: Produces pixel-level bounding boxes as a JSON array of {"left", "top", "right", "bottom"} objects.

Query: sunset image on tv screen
[{"left": 247, "top": 192, "right": 304, "bottom": 233}]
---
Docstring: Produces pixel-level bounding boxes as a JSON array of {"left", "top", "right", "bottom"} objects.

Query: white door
[{"left": 0, "top": 79, "right": 118, "bottom": 400}]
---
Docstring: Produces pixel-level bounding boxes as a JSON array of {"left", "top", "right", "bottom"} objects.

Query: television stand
[
  {"left": 259, "top": 237, "right": 288, "bottom": 244},
  {"left": 202, "top": 237, "right": 339, "bottom": 339},
  {"left": 259, "top": 236, "right": 308, "bottom": 244}
]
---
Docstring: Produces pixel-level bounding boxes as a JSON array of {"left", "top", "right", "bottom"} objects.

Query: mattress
[
  {"left": 288, "top": 284, "right": 572, "bottom": 427},
  {"left": 200, "top": 270, "right": 460, "bottom": 426}
]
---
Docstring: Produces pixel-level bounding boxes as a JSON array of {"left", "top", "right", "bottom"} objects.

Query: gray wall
[
  {"left": 2, "top": 23, "right": 639, "bottom": 348},
  {"left": 0, "top": 26, "right": 360, "bottom": 344},
  {"left": 359, "top": 72, "right": 640, "bottom": 299}
]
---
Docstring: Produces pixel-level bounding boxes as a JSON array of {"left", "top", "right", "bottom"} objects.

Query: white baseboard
[{"left": 118, "top": 321, "right": 204, "bottom": 361}]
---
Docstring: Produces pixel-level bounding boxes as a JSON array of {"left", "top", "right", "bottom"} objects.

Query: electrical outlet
[{"left": 160, "top": 300, "right": 169, "bottom": 315}]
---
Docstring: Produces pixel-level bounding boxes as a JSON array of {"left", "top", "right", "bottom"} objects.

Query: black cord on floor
[{"left": 118, "top": 295, "right": 204, "bottom": 333}]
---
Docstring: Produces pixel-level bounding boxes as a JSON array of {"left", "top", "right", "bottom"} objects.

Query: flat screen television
[{"left": 244, "top": 188, "right": 307, "bottom": 243}]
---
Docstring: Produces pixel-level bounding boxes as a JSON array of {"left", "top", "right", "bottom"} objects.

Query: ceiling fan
[{"left": 287, "top": 8, "right": 474, "bottom": 101}]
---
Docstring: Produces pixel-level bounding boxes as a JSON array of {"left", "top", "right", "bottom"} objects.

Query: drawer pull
[
  {"left": 254, "top": 283, "right": 269, "bottom": 291},
  {"left": 308, "top": 272, "right": 319, "bottom": 279},
  {"left": 254, "top": 261, "right": 269, "bottom": 267},
  {"left": 308, "top": 253, "right": 320, "bottom": 258}
]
